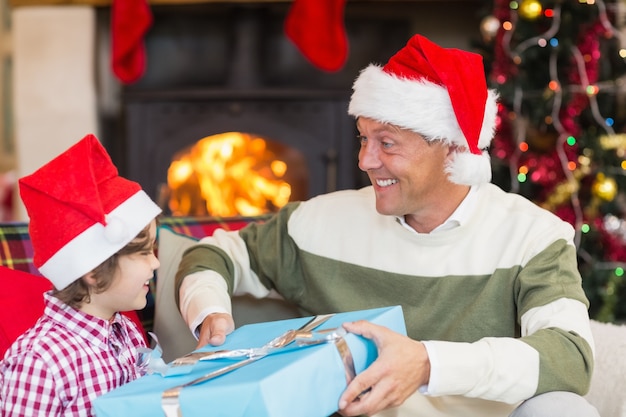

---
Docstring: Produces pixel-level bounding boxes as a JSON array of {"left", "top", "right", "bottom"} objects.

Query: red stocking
[
  {"left": 111, "top": 0, "right": 153, "bottom": 84},
  {"left": 284, "top": 0, "right": 349, "bottom": 72}
]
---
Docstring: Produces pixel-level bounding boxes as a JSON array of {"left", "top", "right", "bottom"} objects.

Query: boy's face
[{"left": 85, "top": 220, "right": 159, "bottom": 319}]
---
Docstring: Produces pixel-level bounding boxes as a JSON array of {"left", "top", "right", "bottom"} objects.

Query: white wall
[{"left": 12, "top": 6, "right": 98, "bottom": 220}]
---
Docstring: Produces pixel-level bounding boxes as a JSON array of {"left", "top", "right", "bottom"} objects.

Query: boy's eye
[{"left": 141, "top": 246, "right": 156, "bottom": 256}]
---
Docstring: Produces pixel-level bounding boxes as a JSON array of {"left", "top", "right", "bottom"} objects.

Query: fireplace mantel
[
  {"left": 10, "top": 0, "right": 446, "bottom": 7},
  {"left": 9, "top": 0, "right": 295, "bottom": 6}
]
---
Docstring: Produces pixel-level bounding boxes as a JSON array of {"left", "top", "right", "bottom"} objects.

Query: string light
[
  {"left": 585, "top": 85, "right": 600, "bottom": 95},
  {"left": 492, "top": 0, "right": 626, "bottom": 250},
  {"left": 511, "top": 3, "right": 561, "bottom": 56}
]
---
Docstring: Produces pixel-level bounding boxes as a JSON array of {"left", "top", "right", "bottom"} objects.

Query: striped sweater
[{"left": 176, "top": 183, "right": 594, "bottom": 417}]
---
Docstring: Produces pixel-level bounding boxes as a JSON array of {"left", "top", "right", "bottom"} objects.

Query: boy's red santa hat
[
  {"left": 18, "top": 134, "right": 161, "bottom": 290},
  {"left": 348, "top": 34, "right": 498, "bottom": 185}
]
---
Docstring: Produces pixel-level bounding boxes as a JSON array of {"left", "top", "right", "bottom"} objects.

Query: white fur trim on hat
[
  {"left": 39, "top": 190, "right": 161, "bottom": 290},
  {"left": 348, "top": 65, "right": 498, "bottom": 185},
  {"left": 445, "top": 151, "right": 492, "bottom": 186}
]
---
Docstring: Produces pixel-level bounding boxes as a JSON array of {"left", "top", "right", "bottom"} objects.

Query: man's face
[{"left": 356, "top": 117, "right": 453, "bottom": 218}]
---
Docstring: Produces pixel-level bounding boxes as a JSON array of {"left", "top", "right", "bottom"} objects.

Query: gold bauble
[
  {"left": 592, "top": 173, "right": 618, "bottom": 202},
  {"left": 518, "top": 0, "right": 543, "bottom": 21},
  {"left": 480, "top": 15, "right": 501, "bottom": 43}
]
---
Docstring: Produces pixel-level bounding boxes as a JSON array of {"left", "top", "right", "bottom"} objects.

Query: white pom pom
[
  {"left": 103, "top": 215, "right": 128, "bottom": 243},
  {"left": 445, "top": 151, "right": 492, "bottom": 186}
]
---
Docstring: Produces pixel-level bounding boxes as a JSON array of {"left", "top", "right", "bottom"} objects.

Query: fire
[{"left": 167, "top": 132, "right": 296, "bottom": 217}]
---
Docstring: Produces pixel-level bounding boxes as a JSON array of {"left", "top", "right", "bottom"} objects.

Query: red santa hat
[
  {"left": 18, "top": 134, "right": 161, "bottom": 290},
  {"left": 348, "top": 34, "right": 498, "bottom": 185}
]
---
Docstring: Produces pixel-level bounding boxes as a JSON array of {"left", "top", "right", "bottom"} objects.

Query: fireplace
[
  {"left": 122, "top": 88, "right": 357, "bottom": 214},
  {"left": 103, "top": 2, "right": 479, "bottom": 215}
]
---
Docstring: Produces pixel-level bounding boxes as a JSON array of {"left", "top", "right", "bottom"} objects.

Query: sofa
[{"left": 1, "top": 216, "right": 624, "bottom": 417}]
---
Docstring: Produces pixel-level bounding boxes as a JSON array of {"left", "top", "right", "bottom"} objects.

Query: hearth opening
[{"left": 166, "top": 131, "right": 308, "bottom": 216}]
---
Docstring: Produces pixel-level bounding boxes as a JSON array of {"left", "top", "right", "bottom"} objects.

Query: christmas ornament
[
  {"left": 599, "top": 214, "right": 626, "bottom": 262},
  {"left": 480, "top": 15, "right": 501, "bottom": 43},
  {"left": 518, "top": 0, "right": 543, "bottom": 21},
  {"left": 592, "top": 173, "right": 618, "bottom": 202},
  {"left": 604, "top": 214, "right": 626, "bottom": 244}
]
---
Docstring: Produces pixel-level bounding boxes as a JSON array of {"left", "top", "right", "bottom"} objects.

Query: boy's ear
[{"left": 81, "top": 272, "right": 98, "bottom": 287}]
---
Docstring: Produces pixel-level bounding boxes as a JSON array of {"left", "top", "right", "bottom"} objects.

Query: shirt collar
[
  {"left": 396, "top": 185, "right": 478, "bottom": 234},
  {"left": 43, "top": 291, "right": 127, "bottom": 348}
]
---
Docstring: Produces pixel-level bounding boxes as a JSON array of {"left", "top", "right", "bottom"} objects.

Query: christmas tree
[{"left": 475, "top": 0, "right": 626, "bottom": 322}]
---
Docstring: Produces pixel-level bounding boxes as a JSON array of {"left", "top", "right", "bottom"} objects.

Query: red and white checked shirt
[{"left": 0, "top": 291, "right": 147, "bottom": 417}]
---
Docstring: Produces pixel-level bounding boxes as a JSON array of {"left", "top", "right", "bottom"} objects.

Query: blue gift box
[{"left": 93, "top": 306, "right": 406, "bottom": 417}]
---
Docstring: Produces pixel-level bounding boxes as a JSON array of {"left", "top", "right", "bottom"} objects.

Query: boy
[{"left": 0, "top": 134, "right": 162, "bottom": 416}]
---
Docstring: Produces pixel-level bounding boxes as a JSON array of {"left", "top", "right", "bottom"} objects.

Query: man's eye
[
  {"left": 382, "top": 141, "right": 393, "bottom": 149},
  {"left": 357, "top": 135, "right": 367, "bottom": 144}
]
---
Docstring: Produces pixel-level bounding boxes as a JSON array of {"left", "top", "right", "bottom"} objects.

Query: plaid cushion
[
  {"left": 158, "top": 215, "right": 270, "bottom": 240},
  {"left": 0, "top": 222, "right": 40, "bottom": 276}
]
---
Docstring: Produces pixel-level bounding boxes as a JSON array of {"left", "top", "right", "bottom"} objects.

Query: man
[{"left": 175, "top": 34, "right": 598, "bottom": 417}]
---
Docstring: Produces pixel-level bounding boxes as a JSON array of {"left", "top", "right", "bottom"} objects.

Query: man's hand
[
  {"left": 337, "top": 320, "right": 430, "bottom": 416},
  {"left": 196, "top": 312, "right": 235, "bottom": 349}
]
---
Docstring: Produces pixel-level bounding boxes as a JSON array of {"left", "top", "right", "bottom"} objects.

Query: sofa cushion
[
  {"left": 585, "top": 320, "right": 626, "bottom": 417},
  {"left": 154, "top": 215, "right": 302, "bottom": 362},
  {"left": 0, "top": 266, "right": 52, "bottom": 357},
  {"left": 142, "top": 216, "right": 267, "bottom": 330},
  {"left": 153, "top": 227, "right": 200, "bottom": 361},
  {"left": 0, "top": 222, "right": 40, "bottom": 276},
  {"left": 158, "top": 215, "right": 268, "bottom": 239}
]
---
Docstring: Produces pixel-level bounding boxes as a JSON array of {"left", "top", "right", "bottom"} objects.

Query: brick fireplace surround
[{"left": 10, "top": 0, "right": 481, "bottom": 219}]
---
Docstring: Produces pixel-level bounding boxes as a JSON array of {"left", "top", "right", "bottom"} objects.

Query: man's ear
[{"left": 445, "top": 143, "right": 460, "bottom": 157}]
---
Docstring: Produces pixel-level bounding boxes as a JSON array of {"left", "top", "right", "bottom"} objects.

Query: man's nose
[{"left": 358, "top": 143, "right": 382, "bottom": 171}]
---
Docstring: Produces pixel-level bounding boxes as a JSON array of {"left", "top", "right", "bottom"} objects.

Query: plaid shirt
[{"left": 0, "top": 292, "right": 147, "bottom": 416}]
